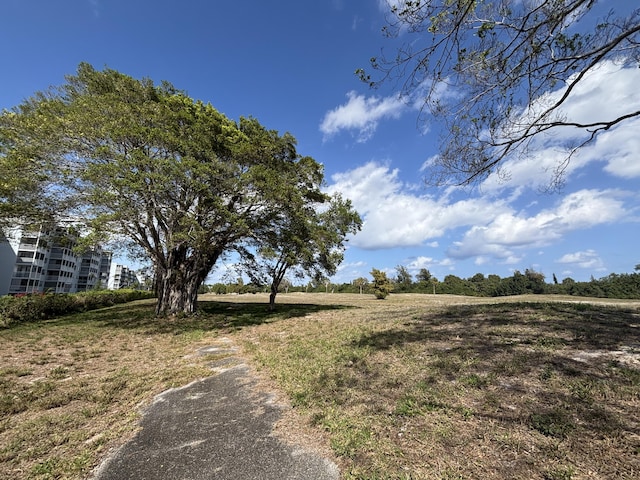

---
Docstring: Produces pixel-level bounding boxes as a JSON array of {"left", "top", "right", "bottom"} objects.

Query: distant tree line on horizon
[{"left": 203, "top": 266, "right": 640, "bottom": 300}]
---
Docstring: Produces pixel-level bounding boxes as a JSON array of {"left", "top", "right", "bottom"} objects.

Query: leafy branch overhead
[{"left": 362, "top": 1, "right": 640, "bottom": 189}]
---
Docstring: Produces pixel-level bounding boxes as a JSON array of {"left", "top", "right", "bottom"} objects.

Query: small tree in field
[
  {"left": 239, "top": 194, "right": 361, "bottom": 310},
  {"left": 371, "top": 268, "right": 393, "bottom": 299},
  {"left": 353, "top": 277, "right": 369, "bottom": 294}
]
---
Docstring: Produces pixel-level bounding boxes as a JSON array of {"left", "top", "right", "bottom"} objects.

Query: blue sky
[{"left": 1, "top": 0, "right": 638, "bottom": 284}]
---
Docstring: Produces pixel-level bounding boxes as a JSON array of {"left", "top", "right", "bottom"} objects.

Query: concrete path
[{"left": 90, "top": 341, "right": 339, "bottom": 480}]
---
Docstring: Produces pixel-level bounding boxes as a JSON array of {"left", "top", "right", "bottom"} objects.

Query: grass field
[{"left": 1, "top": 293, "right": 639, "bottom": 479}]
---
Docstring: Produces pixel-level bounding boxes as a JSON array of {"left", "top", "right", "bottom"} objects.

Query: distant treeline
[
  {"left": 203, "top": 269, "right": 640, "bottom": 300},
  {"left": 420, "top": 270, "right": 640, "bottom": 299}
]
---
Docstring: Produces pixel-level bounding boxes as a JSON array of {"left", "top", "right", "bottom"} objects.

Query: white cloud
[
  {"left": 557, "top": 60, "right": 640, "bottom": 129},
  {"left": 448, "top": 189, "right": 628, "bottom": 260},
  {"left": 88, "top": 0, "right": 100, "bottom": 16},
  {"left": 336, "top": 260, "right": 366, "bottom": 273},
  {"left": 481, "top": 61, "right": 640, "bottom": 194},
  {"left": 329, "top": 161, "right": 632, "bottom": 256},
  {"left": 479, "top": 146, "right": 587, "bottom": 196},
  {"left": 320, "top": 91, "right": 406, "bottom": 142},
  {"left": 556, "top": 250, "right": 606, "bottom": 271},
  {"left": 327, "top": 162, "right": 510, "bottom": 249},
  {"left": 589, "top": 121, "right": 640, "bottom": 178},
  {"left": 553, "top": 61, "right": 640, "bottom": 181},
  {"left": 405, "top": 256, "right": 452, "bottom": 272},
  {"left": 327, "top": 150, "right": 636, "bottom": 277},
  {"left": 332, "top": 260, "right": 369, "bottom": 283},
  {"left": 406, "top": 256, "right": 435, "bottom": 270}
]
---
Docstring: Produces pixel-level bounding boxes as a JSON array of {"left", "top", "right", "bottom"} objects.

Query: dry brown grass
[
  {"left": 0, "top": 299, "right": 230, "bottom": 479},
  {"left": 1, "top": 292, "right": 639, "bottom": 480},
  {"left": 229, "top": 293, "right": 640, "bottom": 479}
]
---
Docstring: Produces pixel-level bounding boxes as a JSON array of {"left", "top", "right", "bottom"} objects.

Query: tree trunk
[
  {"left": 269, "top": 285, "right": 277, "bottom": 311},
  {"left": 154, "top": 245, "right": 222, "bottom": 316},
  {"left": 154, "top": 249, "right": 219, "bottom": 316},
  {"left": 155, "top": 268, "right": 201, "bottom": 316},
  {"left": 269, "top": 268, "right": 288, "bottom": 312}
]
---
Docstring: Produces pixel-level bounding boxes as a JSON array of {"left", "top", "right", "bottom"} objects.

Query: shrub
[
  {"left": 0, "top": 290, "right": 154, "bottom": 327},
  {"left": 370, "top": 268, "right": 393, "bottom": 300}
]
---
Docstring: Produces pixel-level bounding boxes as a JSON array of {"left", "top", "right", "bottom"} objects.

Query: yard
[{"left": 1, "top": 293, "right": 639, "bottom": 479}]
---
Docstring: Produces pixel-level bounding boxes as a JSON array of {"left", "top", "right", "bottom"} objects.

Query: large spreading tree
[
  {"left": 361, "top": 1, "right": 640, "bottom": 188},
  {"left": 0, "top": 63, "right": 350, "bottom": 315}
]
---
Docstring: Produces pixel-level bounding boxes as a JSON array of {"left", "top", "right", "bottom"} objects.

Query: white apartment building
[
  {"left": 1, "top": 225, "right": 54, "bottom": 295},
  {"left": 99, "top": 251, "right": 113, "bottom": 288},
  {"left": 76, "top": 246, "right": 104, "bottom": 292},
  {"left": 43, "top": 229, "right": 80, "bottom": 293},
  {"left": 107, "top": 263, "right": 139, "bottom": 290},
  {"left": 0, "top": 225, "right": 127, "bottom": 296}
]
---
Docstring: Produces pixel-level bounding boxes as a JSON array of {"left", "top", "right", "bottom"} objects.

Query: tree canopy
[
  {"left": 361, "top": 1, "right": 640, "bottom": 189},
  {"left": 0, "top": 63, "right": 358, "bottom": 315},
  {"left": 394, "top": 265, "right": 413, "bottom": 291},
  {"left": 0, "top": 107, "right": 66, "bottom": 233},
  {"left": 239, "top": 186, "right": 361, "bottom": 309}
]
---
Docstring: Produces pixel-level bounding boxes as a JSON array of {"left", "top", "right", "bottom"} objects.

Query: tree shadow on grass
[
  {"left": 83, "top": 298, "right": 352, "bottom": 335},
  {"left": 352, "top": 302, "right": 640, "bottom": 390},
  {"left": 355, "top": 302, "right": 640, "bottom": 355},
  {"left": 349, "top": 301, "right": 640, "bottom": 440}
]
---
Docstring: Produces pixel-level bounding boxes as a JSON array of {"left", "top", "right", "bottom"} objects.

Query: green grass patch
[{"left": 530, "top": 408, "right": 575, "bottom": 438}]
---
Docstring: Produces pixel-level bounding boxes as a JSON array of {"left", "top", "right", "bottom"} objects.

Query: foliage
[
  {"left": 492, "top": 269, "right": 546, "bottom": 296},
  {"left": 416, "top": 268, "right": 432, "bottom": 284},
  {"left": 0, "top": 64, "right": 349, "bottom": 316},
  {"left": 370, "top": 268, "right": 393, "bottom": 299},
  {"left": 362, "top": 1, "right": 640, "bottom": 188},
  {"left": 0, "top": 290, "right": 153, "bottom": 327},
  {"left": 394, "top": 265, "right": 413, "bottom": 292},
  {"left": 238, "top": 190, "right": 361, "bottom": 310},
  {"left": 0, "top": 108, "right": 67, "bottom": 232},
  {"left": 344, "top": 268, "right": 640, "bottom": 299},
  {"left": 352, "top": 277, "right": 369, "bottom": 294},
  {"left": 439, "top": 274, "right": 477, "bottom": 296},
  {"left": 558, "top": 272, "right": 640, "bottom": 299}
]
